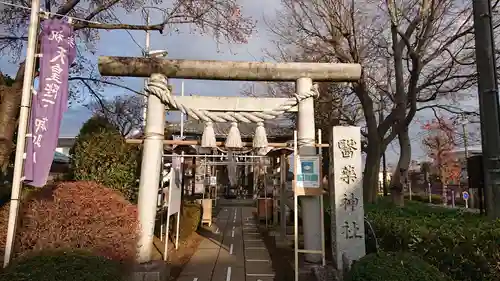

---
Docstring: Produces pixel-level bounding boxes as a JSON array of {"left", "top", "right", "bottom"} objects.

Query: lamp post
[
  {"left": 460, "top": 114, "right": 472, "bottom": 207},
  {"left": 141, "top": 9, "right": 168, "bottom": 129},
  {"left": 141, "top": 47, "right": 168, "bottom": 129},
  {"left": 460, "top": 114, "right": 470, "bottom": 161}
]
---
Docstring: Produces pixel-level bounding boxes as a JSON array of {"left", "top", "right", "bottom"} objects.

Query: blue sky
[
  {"left": 0, "top": 0, "right": 278, "bottom": 136},
  {"left": 0, "top": 0, "right": 481, "bottom": 166}
]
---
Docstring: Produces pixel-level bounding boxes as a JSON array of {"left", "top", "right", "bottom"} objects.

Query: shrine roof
[{"left": 166, "top": 119, "right": 294, "bottom": 138}]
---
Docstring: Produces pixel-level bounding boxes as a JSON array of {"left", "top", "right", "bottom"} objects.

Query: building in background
[
  {"left": 56, "top": 137, "right": 76, "bottom": 156},
  {"left": 449, "top": 146, "right": 482, "bottom": 183}
]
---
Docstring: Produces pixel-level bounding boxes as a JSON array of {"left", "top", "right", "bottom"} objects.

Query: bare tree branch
[
  {"left": 86, "top": 95, "right": 144, "bottom": 137},
  {"left": 264, "top": 0, "right": 485, "bottom": 203},
  {"left": 68, "top": 77, "right": 144, "bottom": 96}
]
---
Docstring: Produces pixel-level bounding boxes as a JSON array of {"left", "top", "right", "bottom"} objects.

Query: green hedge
[
  {"left": 406, "top": 194, "right": 441, "bottom": 204},
  {"left": 0, "top": 249, "right": 125, "bottom": 281},
  {"left": 345, "top": 252, "right": 453, "bottom": 281},
  {"left": 71, "top": 116, "right": 140, "bottom": 203},
  {"left": 179, "top": 202, "right": 202, "bottom": 241},
  {"left": 407, "top": 194, "right": 467, "bottom": 207},
  {"left": 365, "top": 200, "right": 500, "bottom": 281}
]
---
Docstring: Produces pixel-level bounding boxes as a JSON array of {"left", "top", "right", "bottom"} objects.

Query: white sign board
[
  {"left": 167, "top": 155, "right": 182, "bottom": 215},
  {"left": 164, "top": 154, "right": 183, "bottom": 261},
  {"left": 209, "top": 176, "right": 217, "bottom": 186},
  {"left": 194, "top": 159, "right": 206, "bottom": 194},
  {"left": 331, "top": 126, "right": 365, "bottom": 270},
  {"left": 194, "top": 175, "right": 204, "bottom": 194},
  {"left": 295, "top": 156, "right": 321, "bottom": 188}
]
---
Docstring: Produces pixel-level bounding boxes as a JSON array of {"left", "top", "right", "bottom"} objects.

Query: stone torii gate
[{"left": 98, "top": 57, "right": 361, "bottom": 264}]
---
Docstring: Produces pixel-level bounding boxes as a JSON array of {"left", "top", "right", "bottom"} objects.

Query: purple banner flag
[{"left": 24, "top": 19, "right": 76, "bottom": 187}]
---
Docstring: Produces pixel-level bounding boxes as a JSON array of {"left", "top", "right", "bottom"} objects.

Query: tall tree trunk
[
  {"left": 0, "top": 62, "right": 30, "bottom": 175},
  {"left": 363, "top": 139, "right": 382, "bottom": 204},
  {"left": 0, "top": 83, "right": 23, "bottom": 173},
  {"left": 390, "top": 127, "right": 411, "bottom": 206},
  {"left": 355, "top": 81, "right": 384, "bottom": 204}
]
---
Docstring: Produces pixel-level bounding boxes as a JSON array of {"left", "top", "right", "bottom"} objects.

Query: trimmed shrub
[
  {"left": 75, "top": 115, "right": 117, "bottom": 138},
  {"left": 405, "top": 193, "right": 441, "bottom": 204},
  {"left": 71, "top": 116, "right": 140, "bottom": 202},
  {"left": 155, "top": 201, "right": 201, "bottom": 246},
  {"left": 345, "top": 252, "right": 453, "bottom": 281},
  {"left": 178, "top": 202, "right": 202, "bottom": 241},
  {"left": 365, "top": 200, "right": 500, "bottom": 281},
  {"left": 15, "top": 181, "right": 139, "bottom": 261},
  {"left": 0, "top": 249, "right": 124, "bottom": 281},
  {"left": 407, "top": 193, "right": 468, "bottom": 207}
]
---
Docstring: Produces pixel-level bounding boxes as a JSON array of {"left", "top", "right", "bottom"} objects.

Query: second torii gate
[{"left": 98, "top": 57, "right": 361, "bottom": 264}]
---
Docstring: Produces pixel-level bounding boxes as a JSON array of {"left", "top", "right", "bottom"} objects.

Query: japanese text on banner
[{"left": 23, "top": 19, "right": 76, "bottom": 187}]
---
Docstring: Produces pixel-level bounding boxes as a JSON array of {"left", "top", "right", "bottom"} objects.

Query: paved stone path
[{"left": 178, "top": 206, "right": 275, "bottom": 281}]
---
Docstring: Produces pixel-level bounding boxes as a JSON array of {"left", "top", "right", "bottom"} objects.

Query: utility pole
[
  {"left": 142, "top": 10, "right": 150, "bottom": 129},
  {"left": 472, "top": 0, "right": 500, "bottom": 218},
  {"left": 461, "top": 115, "right": 472, "bottom": 206},
  {"left": 462, "top": 120, "right": 469, "bottom": 160}
]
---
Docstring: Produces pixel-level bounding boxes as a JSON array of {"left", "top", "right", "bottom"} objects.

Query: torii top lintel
[{"left": 98, "top": 56, "right": 362, "bottom": 82}]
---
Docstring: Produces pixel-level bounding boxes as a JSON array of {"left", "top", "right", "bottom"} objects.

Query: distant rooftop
[
  {"left": 449, "top": 146, "right": 482, "bottom": 158},
  {"left": 57, "top": 137, "right": 75, "bottom": 147},
  {"left": 167, "top": 119, "right": 294, "bottom": 139}
]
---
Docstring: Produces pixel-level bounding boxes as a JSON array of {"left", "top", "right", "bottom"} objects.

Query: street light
[
  {"left": 460, "top": 113, "right": 471, "bottom": 206},
  {"left": 140, "top": 6, "right": 169, "bottom": 129},
  {"left": 142, "top": 49, "right": 168, "bottom": 128},
  {"left": 460, "top": 114, "right": 469, "bottom": 160},
  {"left": 144, "top": 49, "right": 168, "bottom": 58}
]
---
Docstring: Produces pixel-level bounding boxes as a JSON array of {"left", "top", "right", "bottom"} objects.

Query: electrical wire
[
  {"left": 0, "top": 0, "right": 101, "bottom": 25},
  {"left": 106, "top": 8, "right": 145, "bottom": 53},
  {"left": 0, "top": 0, "right": 147, "bottom": 53}
]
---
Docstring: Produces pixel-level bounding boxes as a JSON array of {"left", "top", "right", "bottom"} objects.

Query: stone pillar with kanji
[{"left": 330, "top": 126, "right": 366, "bottom": 272}]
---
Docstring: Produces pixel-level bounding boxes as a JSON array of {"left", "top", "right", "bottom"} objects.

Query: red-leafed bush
[
  {"left": 0, "top": 187, "right": 39, "bottom": 261},
  {"left": 0, "top": 202, "right": 9, "bottom": 260},
  {"left": 14, "top": 181, "right": 139, "bottom": 261}
]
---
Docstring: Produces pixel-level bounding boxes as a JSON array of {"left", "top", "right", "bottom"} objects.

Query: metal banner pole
[
  {"left": 164, "top": 215, "right": 170, "bottom": 261},
  {"left": 4, "top": 0, "right": 41, "bottom": 268},
  {"left": 265, "top": 170, "right": 268, "bottom": 228},
  {"left": 293, "top": 130, "right": 299, "bottom": 281},
  {"left": 318, "top": 129, "right": 326, "bottom": 266}
]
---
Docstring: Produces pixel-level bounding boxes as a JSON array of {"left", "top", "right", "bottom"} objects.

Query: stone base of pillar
[{"left": 127, "top": 261, "right": 171, "bottom": 281}]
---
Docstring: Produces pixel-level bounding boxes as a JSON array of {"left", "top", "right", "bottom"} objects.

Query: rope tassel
[
  {"left": 225, "top": 122, "right": 242, "bottom": 148},
  {"left": 201, "top": 121, "right": 216, "bottom": 148},
  {"left": 253, "top": 122, "right": 268, "bottom": 148}
]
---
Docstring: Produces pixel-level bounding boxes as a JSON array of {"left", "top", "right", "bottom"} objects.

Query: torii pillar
[
  {"left": 98, "top": 57, "right": 362, "bottom": 263},
  {"left": 296, "top": 77, "right": 322, "bottom": 262}
]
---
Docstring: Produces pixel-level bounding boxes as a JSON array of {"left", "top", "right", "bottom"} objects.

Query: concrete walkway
[{"left": 178, "top": 206, "right": 275, "bottom": 281}]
